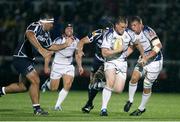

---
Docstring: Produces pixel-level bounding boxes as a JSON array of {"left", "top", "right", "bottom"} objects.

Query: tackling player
[
  {"left": 0, "top": 17, "right": 54, "bottom": 115},
  {"left": 76, "top": 26, "right": 110, "bottom": 113}
]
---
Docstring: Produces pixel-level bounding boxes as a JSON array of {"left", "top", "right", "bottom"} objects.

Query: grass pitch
[{"left": 0, "top": 91, "right": 180, "bottom": 121}]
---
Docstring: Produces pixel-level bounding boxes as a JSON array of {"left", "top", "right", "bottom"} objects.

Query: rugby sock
[
  {"left": 128, "top": 82, "right": 138, "bottom": 103},
  {"left": 101, "top": 86, "right": 112, "bottom": 110},
  {"left": 55, "top": 88, "right": 68, "bottom": 108},
  {"left": 46, "top": 81, "right": 50, "bottom": 90},
  {"left": 2, "top": 87, "right": 6, "bottom": 95},
  {"left": 138, "top": 92, "right": 151, "bottom": 111},
  {"left": 87, "top": 88, "right": 98, "bottom": 106},
  {"left": 33, "top": 104, "right": 40, "bottom": 110}
]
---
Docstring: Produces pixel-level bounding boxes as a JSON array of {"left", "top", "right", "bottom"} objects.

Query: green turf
[{"left": 0, "top": 91, "right": 180, "bottom": 121}]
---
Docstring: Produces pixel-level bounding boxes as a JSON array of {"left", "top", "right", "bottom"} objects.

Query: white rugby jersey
[
  {"left": 53, "top": 36, "right": 79, "bottom": 65},
  {"left": 136, "top": 26, "right": 163, "bottom": 61},
  {"left": 101, "top": 28, "right": 136, "bottom": 61},
  {"left": 136, "top": 26, "right": 157, "bottom": 52}
]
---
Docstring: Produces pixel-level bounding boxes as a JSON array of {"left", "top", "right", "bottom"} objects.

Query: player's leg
[
  {"left": 0, "top": 74, "right": 28, "bottom": 96},
  {"left": 100, "top": 68, "right": 116, "bottom": 116},
  {"left": 124, "top": 70, "right": 141, "bottom": 112},
  {"left": 26, "top": 69, "right": 48, "bottom": 115},
  {"left": 55, "top": 65, "right": 74, "bottom": 110},
  {"left": 49, "top": 79, "right": 60, "bottom": 91},
  {"left": 130, "top": 60, "right": 163, "bottom": 116},
  {"left": 82, "top": 65, "right": 105, "bottom": 113},
  {"left": 54, "top": 74, "right": 74, "bottom": 110},
  {"left": 41, "top": 62, "right": 61, "bottom": 92},
  {"left": 0, "top": 75, "right": 28, "bottom": 96},
  {"left": 113, "top": 72, "right": 126, "bottom": 93},
  {"left": 129, "top": 77, "right": 152, "bottom": 116},
  {"left": 41, "top": 78, "right": 50, "bottom": 92}
]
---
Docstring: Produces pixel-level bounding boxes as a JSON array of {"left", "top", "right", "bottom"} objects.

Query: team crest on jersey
[
  {"left": 98, "top": 39, "right": 102, "bottom": 43},
  {"left": 37, "top": 35, "right": 46, "bottom": 42},
  {"left": 92, "top": 31, "right": 97, "bottom": 36},
  {"left": 148, "top": 30, "right": 156, "bottom": 37}
]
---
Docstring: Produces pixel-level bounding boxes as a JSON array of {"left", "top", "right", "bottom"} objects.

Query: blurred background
[{"left": 0, "top": 0, "right": 179, "bottom": 92}]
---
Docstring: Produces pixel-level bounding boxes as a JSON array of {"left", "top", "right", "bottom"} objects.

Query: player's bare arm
[
  {"left": 48, "top": 37, "right": 73, "bottom": 51},
  {"left": 127, "top": 45, "right": 135, "bottom": 57},
  {"left": 146, "top": 38, "right": 162, "bottom": 60},
  {"left": 133, "top": 40, "right": 147, "bottom": 65},
  {"left": 75, "top": 36, "right": 90, "bottom": 75},
  {"left": 44, "top": 51, "right": 54, "bottom": 74},
  {"left": 101, "top": 47, "right": 123, "bottom": 58},
  {"left": 26, "top": 31, "right": 51, "bottom": 58}
]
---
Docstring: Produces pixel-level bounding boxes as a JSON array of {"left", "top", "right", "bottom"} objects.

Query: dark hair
[
  {"left": 129, "top": 16, "right": 142, "bottom": 24},
  {"left": 114, "top": 16, "right": 128, "bottom": 25}
]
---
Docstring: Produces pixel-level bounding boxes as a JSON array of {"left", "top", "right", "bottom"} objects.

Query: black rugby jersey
[
  {"left": 13, "top": 22, "right": 53, "bottom": 59},
  {"left": 87, "top": 29, "right": 108, "bottom": 62}
]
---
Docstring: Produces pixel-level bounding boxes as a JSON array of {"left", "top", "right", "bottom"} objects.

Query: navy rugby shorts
[{"left": 13, "top": 57, "right": 35, "bottom": 76}]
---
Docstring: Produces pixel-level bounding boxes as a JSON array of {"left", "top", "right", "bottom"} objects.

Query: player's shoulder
[
  {"left": 28, "top": 22, "right": 41, "bottom": 28},
  {"left": 73, "top": 36, "right": 79, "bottom": 42},
  {"left": 26, "top": 21, "right": 42, "bottom": 32},
  {"left": 91, "top": 29, "right": 104, "bottom": 36},
  {"left": 105, "top": 28, "right": 113, "bottom": 37},
  {"left": 54, "top": 36, "right": 63, "bottom": 42},
  {"left": 143, "top": 25, "right": 155, "bottom": 33},
  {"left": 143, "top": 25, "right": 157, "bottom": 37},
  {"left": 125, "top": 28, "right": 135, "bottom": 37},
  {"left": 125, "top": 28, "right": 134, "bottom": 34}
]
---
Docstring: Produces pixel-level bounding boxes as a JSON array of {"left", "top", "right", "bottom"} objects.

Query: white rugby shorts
[
  {"left": 104, "top": 59, "right": 127, "bottom": 80},
  {"left": 50, "top": 62, "right": 75, "bottom": 79}
]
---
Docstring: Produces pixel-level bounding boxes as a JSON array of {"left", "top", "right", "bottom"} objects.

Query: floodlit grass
[{"left": 0, "top": 91, "right": 180, "bottom": 121}]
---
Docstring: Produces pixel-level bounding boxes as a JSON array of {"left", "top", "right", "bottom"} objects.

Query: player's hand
[
  {"left": 138, "top": 55, "right": 147, "bottom": 67},
  {"left": 44, "top": 65, "right": 51, "bottom": 75},
  {"left": 78, "top": 66, "right": 84, "bottom": 75},
  {"left": 38, "top": 48, "right": 51, "bottom": 58},
  {"left": 77, "top": 50, "right": 85, "bottom": 57},
  {"left": 65, "top": 37, "right": 73, "bottom": 47}
]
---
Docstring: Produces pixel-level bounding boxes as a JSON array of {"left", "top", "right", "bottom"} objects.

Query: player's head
[
  {"left": 39, "top": 17, "right": 54, "bottom": 31},
  {"left": 129, "top": 16, "right": 143, "bottom": 34},
  {"left": 64, "top": 23, "right": 73, "bottom": 37},
  {"left": 114, "top": 16, "right": 128, "bottom": 35},
  {"left": 98, "top": 17, "right": 114, "bottom": 30}
]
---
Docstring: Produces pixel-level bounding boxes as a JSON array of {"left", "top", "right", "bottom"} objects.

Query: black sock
[
  {"left": 33, "top": 105, "right": 40, "bottom": 111},
  {"left": 87, "top": 88, "right": 98, "bottom": 106}
]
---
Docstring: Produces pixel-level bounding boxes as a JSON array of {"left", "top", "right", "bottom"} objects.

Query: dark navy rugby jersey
[
  {"left": 13, "top": 22, "right": 53, "bottom": 59},
  {"left": 87, "top": 29, "right": 108, "bottom": 62}
]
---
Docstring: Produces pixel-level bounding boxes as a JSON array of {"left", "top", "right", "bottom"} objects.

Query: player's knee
[
  {"left": 64, "top": 82, "right": 72, "bottom": 90},
  {"left": 50, "top": 86, "right": 58, "bottom": 91},
  {"left": 18, "top": 83, "right": 28, "bottom": 92},
  {"left": 143, "top": 88, "right": 151, "bottom": 94},
  {"left": 130, "top": 75, "right": 139, "bottom": 84},
  {"left": 143, "top": 78, "right": 154, "bottom": 89},
  {"left": 114, "top": 88, "right": 123, "bottom": 93},
  {"left": 26, "top": 71, "right": 40, "bottom": 85}
]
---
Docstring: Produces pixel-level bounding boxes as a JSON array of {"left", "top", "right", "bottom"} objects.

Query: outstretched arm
[
  {"left": 75, "top": 36, "right": 90, "bottom": 75},
  {"left": 48, "top": 37, "right": 73, "bottom": 51},
  {"left": 26, "top": 31, "right": 51, "bottom": 58}
]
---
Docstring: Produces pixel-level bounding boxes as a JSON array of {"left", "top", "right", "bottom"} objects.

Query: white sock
[
  {"left": 47, "top": 81, "right": 51, "bottom": 89},
  {"left": 101, "top": 86, "right": 112, "bottom": 110},
  {"left": 138, "top": 92, "right": 151, "bottom": 111},
  {"left": 55, "top": 88, "right": 68, "bottom": 108},
  {"left": 2, "top": 87, "right": 6, "bottom": 95},
  {"left": 128, "top": 82, "right": 137, "bottom": 103}
]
